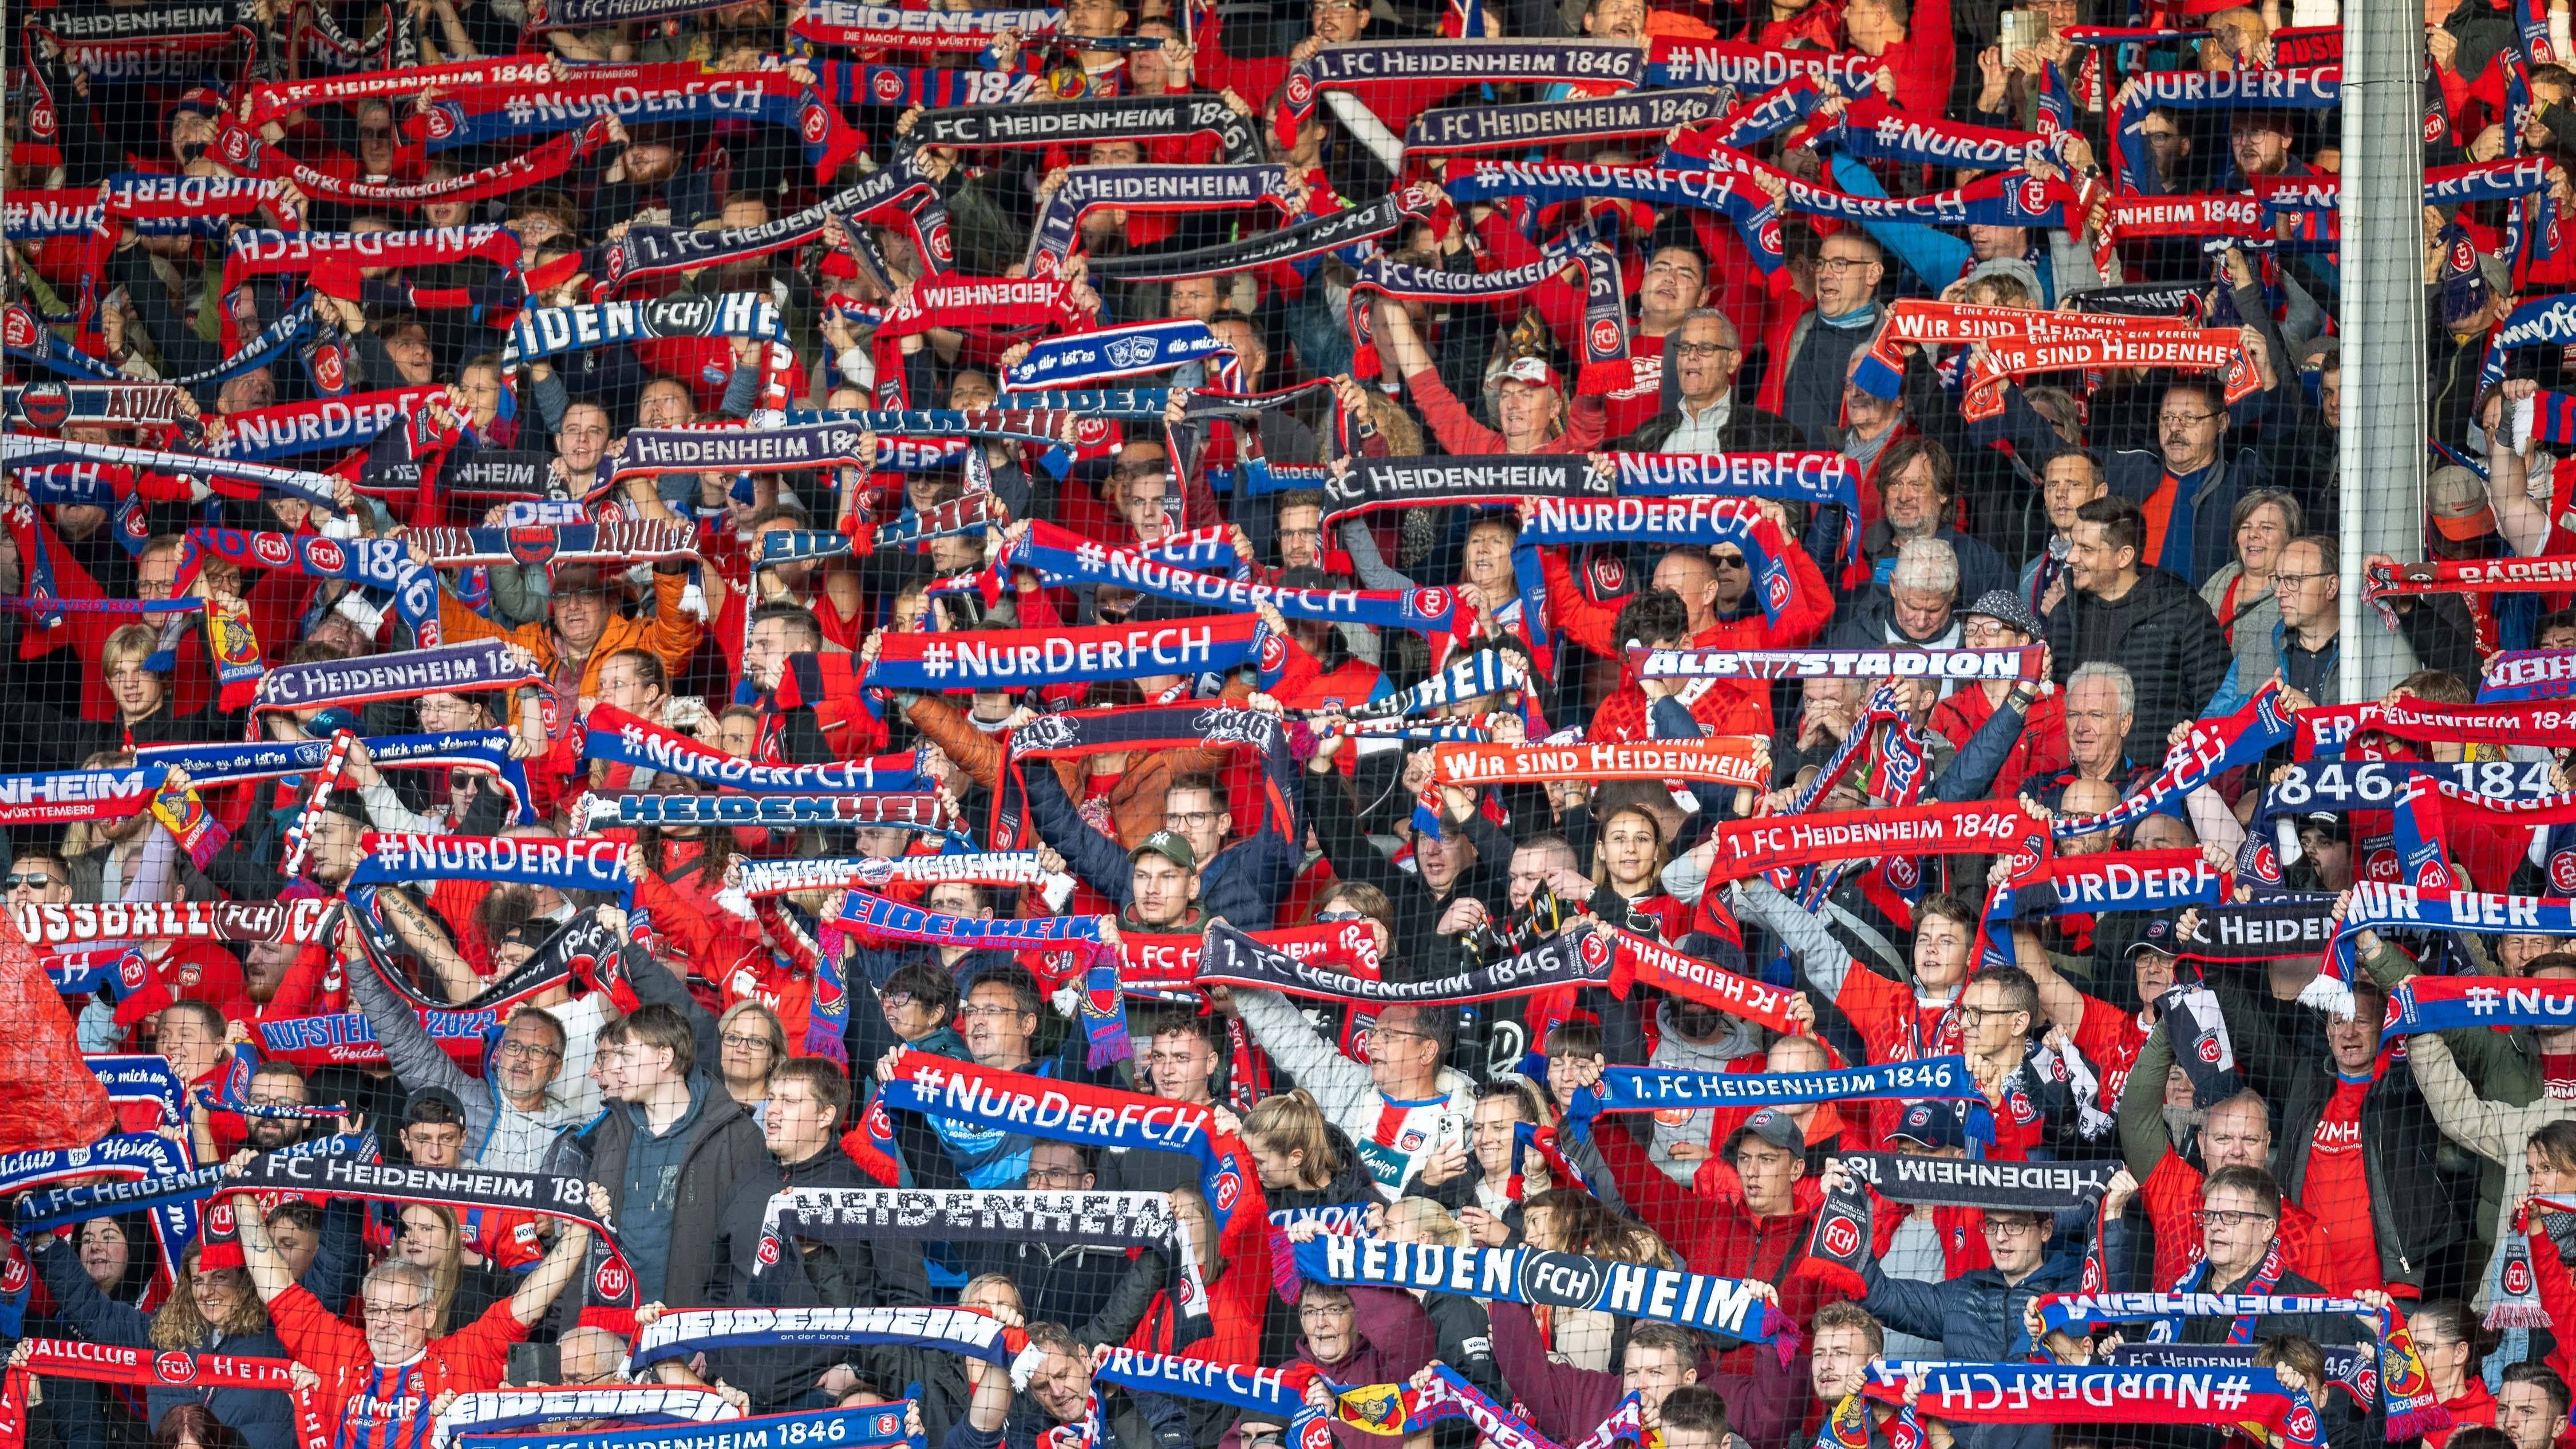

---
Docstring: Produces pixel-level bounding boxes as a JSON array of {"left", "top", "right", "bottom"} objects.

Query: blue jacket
[{"left": 1858, "top": 1252, "right": 2081, "bottom": 1449}]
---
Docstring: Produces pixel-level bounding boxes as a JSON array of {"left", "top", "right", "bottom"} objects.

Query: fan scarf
[
  {"left": 1294, "top": 1234, "right": 1792, "bottom": 1352},
  {"left": 1963, "top": 329, "right": 2258, "bottom": 420},
  {"left": 255, "top": 1010, "right": 495, "bottom": 1068},
  {"left": 240, "top": 58, "right": 558, "bottom": 124},
  {"left": 2483, "top": 648, "right": 2576, "bottom": 702},
  {"left": 22, "top": 2, "right": 257, "bottom": 47},
  {"left": 1109, "top": 921, "right": 1382, "bottom": 991},
  {"left": 1406, "top": 86, "right": 1730, "bottom": 152},
  {"left": 504, "top": 294, "right": 787, "bottom": 371},
  {"left": 2253, "top": 759, "right": 2557, "bottom": 824},
  {"left": 1331, "top": 1368, "right": 1561, "bottom": 1449},
  {"left": 1, "top": 382, "right": 185, "bottom": 428},
  {"left": 613, "top": 423, "right": 883, "bottom": 479},
  {"left": 5, "top": 437, "right": 342, "bottom": 515},
  {"left": 2038, "top": 1290, "right": 2379, "bottom": 1340},
  {"left": 793, "top": 1, "right": 1060, "bottom": 49},
  {"left": 871, "top": 1056, "right": 1251, "bottom": 1230},
  {"left": 204, "top": 387, "right": 449, "bottom": 463},
  {"left": 583, "top": 703, "right": 923, "bottom": 794},
  {"left": 628, "top": 1306, "right": 1030, "bottom": 1378},
  {"left": 452, "top": 1404, "right": 913, "bottom": 1449},
  {"left": 752, "top": 1187, "right": 1209, "bottom": 1345},
  {"left": 1857, "top": 1362, "right": 2322, "bottom": 1448},
  {"left": 84, "top": 1055, "right": 184, "bottom": 1121},
  {"left": 1321, "top": 452, "right": 1617, "bottom": 525},
  {"left": 251, "top": 641, "right": 538, "bottom": 717},
  {"left": 1336, "top": 652, "right": 1530, "bottom": 721},
  {"left": 765, "top": 498, "right": 992, "bottom": 563},
  {"left": 721, "top": 854, "right": 1073, "bottom": 913},
  {"left": 2104, "top": 1345, "right": 2376, "bottom": 1411},
  {"left": 1276, "top": 39, "right": 1646, "bottom": 146},
  {"left": 0, "top": 1343, "right": 320, "bottom": 1449},
  {"left": 1512, "top": 495, "right": 1796, "bottom": 623},
  {"left": 899, "top": 94, "right": 1258, "bottom": 164},
  {"left": 1003, "top": 320, "right": 1235, "bottom": 390},
  {"left": 407, "top": 523, "right": 699, "bottom": 571},
  {"left": 351, "top": 833, "right": 627, "bottom": 892},
  {"left": 1080, "top": 189, "right": 1433, "bottom": 283},
  {"left": 0, "top": 1135, "right": 195, "bottom": 1294},
  {"left": 1029, "top": 165, "right": 1290, "bottom": 271},
  {"left": 578, "top": 793, "right": 954, "bottom": 832},
  {"left": 1647, "top": 37, "right": 1880, "bottom": 91},
  {"left": 1708, "top": 802, "right": 2052, "bottom": 882},
  {"left": 2362, "top": 695, "right": 2576, "bottom": 745},
  {"left": 1605, "top": 449, "right": 1862, "bottom": 543},
  {"left": 222, "top": 1153, "right": 637, "bottom": 1326},
  {"left": 866, "top": 615, "right": 1271, "bottom": 691},
  {"left": 2383, "top": 974, "right": 2576, "bottom": 1041},
  {"left": 222, "top": 226, "right": 521, "bottom": 297},
  {"left": 1595, "top": 925, "right": 1804, "bottom": 1033},
  {"left": 598, "top": 162, "right": 938, "bottom": 292},
  {"left": 15, "top": 1163, "right": 228, "bottom": 1231},
  {"left": 1982, "top": 849, "right": 2230, "bottom": 964},
  {"left": 134, "top": 731, "right": 534, "bottom": 823},
  {"left": 1427, "top": 737, "right": 1768, "bottom": 791},
  {"left": 1005, "top": 532, "right": 1464, "bottom": 637},
  {"left": 354, "top": 905, "right": 621, "bottom": 1024},
  {"left": 1089, "top": 1350, "right": 1312, "bottom": 1423},
  {"left": 1838, "top": 1151, "right": 2116, "bottom": 1208},
  {"left": 418, "top": 68, "right": 856, "bottom": 183},
  {"left": 835, "top": 890, "right": 1101, "bottom": 949},
  {"left": 1791, "top": 101, "right": 2050, "bottom": 171},
  {"left": 1201, "top": 919, "right": 1605, "bottom": 1006},
  {"left": 1564, "top": 1059, "right": 1981, "bottom": 1138},
  {"left": 182, "top": 528, "right": 440, "bottom": 649},
  {"left": 213, "top": 120, "right": 609, "bottom": 206},
  {"left": 2368, "top": 558, "right": 2576, "bottom": 636},
  {"left": 2161, "top": 897, "right": 2340, "bottom": 962},
  {"left": 427, "top": 1388, "right": 739, "bottom": 1449},
  {"left": 2056, "top": 686, "right": 2296, "bottom": 838},
  {"left": 1634, "top": 644, "right": 2043, "bottom": 683}
]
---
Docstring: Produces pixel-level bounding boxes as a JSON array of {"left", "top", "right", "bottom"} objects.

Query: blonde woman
[
  {"left": 395, "top": 1203, "right": 505, "bottom": 1332},
  {"left": 1236, "top": 1090, "right": 1381, "bottom": 1211}
]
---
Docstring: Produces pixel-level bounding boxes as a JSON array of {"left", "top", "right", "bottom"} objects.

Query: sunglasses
[{"left": 3, "top": 874, "right": 62, "bottom": 890}]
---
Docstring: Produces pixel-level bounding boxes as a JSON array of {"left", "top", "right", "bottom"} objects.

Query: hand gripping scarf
[
  {"left": 1564, "top": 1058, "right": 1985, "bottom": 1138},
  {"left": 250, "top": 641, "right": 539, "bottom": 718},
  {"left": 627, "top": 1306, "right": 1031, "bottom": 1381},
  {"left": 0, "top": 1341, "right": 321, "bottom": 1449},
  {"left": 583, "top": 703, "right": 924, "bottom": 794},
  {"left": 182, "top": 528, "right": 440, "bottom": 649},
  {"left": 1292, "top": 1234, "right": 1793, "bottom": 1357},
  {"left": 866, "top": 615, "right": 1273, "bottom": 692},
  {"left": 1634, "top": 644, "right": 2044, "bottom": 685},
  {"left": 406, "top": 524, "right": 699, "bottom": 572},
  {"left": 1200, "top": 919, "right": 1607, "bottom": 1005},
  {"left": 611, "top": 422, "right": 882, "bottom": 480},
  {"left": 1408, "top": 85, "right": 1729, "bottom": 154},
  {"left": 204, "top": 387, "right": 451, "bottom": 463},
  {"left": 419, "top": 68, "right": 856, "bottom": 184},
  {"left": 1078, "top": 188, "right": 1435, "bottom": 285},
  {"left": 989, "top": 703, "right": 1294, "bottom": 852},
  {"left": 596, "top": 161, "right": 939, "bottom": 293},
  {"left": 1426, "top": 737, "right": 1769, "bottom": 790},
  {"left": 450, "top": 1404, "right": 916, "bottom": 1449},
  {"left": 1330, "top": 1369, "right": 1560, "bottom": 1449},
  {"left": 429, "top": 1388, "right": 738, "bottom": 1449},
  {"left": 871, "top": 1055, "right": 1254, "bottom": 1230},
  {"left": 2055, "top": 685, "right": 2297, "bottom": 838},
  {"left": 1107, "top": 920, "right": 1382, "bottom": 991},
  {"left": 133, "top": 732, "right": 534, "bottom": 824},
  {"left": 1514, "top": 495, "right": 1797, "bottom": 623},
  {"left": 833, "top": 890, "right": 1101, "bottom": 950},
  {"left": 14, "top": 1162, "right": 230, "bottom": 1231},
  {"left": 1707, "top": 802, "right": 2053, "bottom": 883},
  {"left": 1005, "top": 532, "right": 1465, "bottom": 639},
  {"left": 1594, "top": 925, "right": 1803, "bottom": 1033},
  {"left": 899, "top": 94, "right": 1259, "bottom": 165},
  {"left": 1028, "top": 165, "right": 1290, "bottom": 273},
  {"left": 350, "top": 833, "right": 629, "bottom": 893},
  {"left": 1276, "top": 39, "right": 1646, "bottom": 147},
  {"left": 1857, "top": 1362, "right": 2323, "bottom": 1449},
  {"left": 752, "top": 1187, "right": 1210, "bottom": 1346},
  {"left": 239, "top": 58, "right": 559, "bottom": 124},
  {"left": 212, "top": 120, "right": 610, "bottom": 207},
  {"left": 1321, "top": 453, "right": 1616, "bottom": 526}
]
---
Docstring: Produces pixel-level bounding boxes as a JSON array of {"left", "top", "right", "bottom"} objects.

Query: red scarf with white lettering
[{"left": 0, "top": 1343, "right": 329, "bottom": 1449}]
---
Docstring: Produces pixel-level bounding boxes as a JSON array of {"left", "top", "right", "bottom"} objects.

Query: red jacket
[
  {"left": 1929, "top": 684, "right": 2068, "bottom": 804},
  {"left": 1684, "top": 1178, "right": 1835, "bottom": 1371},
  {"left": 1546, "top": 541, "right": 1834, "bottom": 739},
  {"left": 270, "top": 1283, "right": 527, "bottom": 1449}
]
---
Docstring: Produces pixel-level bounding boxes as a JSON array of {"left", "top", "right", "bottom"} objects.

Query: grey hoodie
[{"left": 1644, "top": 1000, "right": 1762, "bottom": 1186}]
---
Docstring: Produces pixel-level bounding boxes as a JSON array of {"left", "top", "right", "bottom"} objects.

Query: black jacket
[
  {"left": 1612, "top": 403, "right": 1805, "bottom": 454},
  {"left": 578, "top": 951, "right": 769, "bottom": 1308},
  {"left": 2042, "top": 566, "right": 2230, "bottom": 765},
  {"left": 704, "top": 1143, "right": 935, "bottom": 1408}
]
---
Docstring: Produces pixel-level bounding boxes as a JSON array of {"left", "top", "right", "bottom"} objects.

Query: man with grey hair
[
  {"left": 1614, "top": 309, "right": 1803, "bottom": 453},
  {"left": 1826, "top": 538, "right": 1963, "bottom": 685},
  {"left": 2055, "top": 662, "right": 2139, "bottom": 793}
]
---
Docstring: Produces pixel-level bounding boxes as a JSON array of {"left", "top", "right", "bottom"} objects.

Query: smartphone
[{"left": 1999, "top": 9, "right": 2036, "bottom": 54}]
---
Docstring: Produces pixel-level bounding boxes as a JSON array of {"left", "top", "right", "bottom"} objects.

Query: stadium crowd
[{"left": 3, "top": 2, "right": 2574, "bottom": 1449}]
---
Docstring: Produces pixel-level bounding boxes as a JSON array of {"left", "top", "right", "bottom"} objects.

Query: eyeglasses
[
  {"left": 1028, "top": 1165, "right": 1090, "bottom": 1186},
  {"left": 1815, "top": 256, "right": 1879, "bottom": 274},
  {"left": 1365, "top": 1026, "right": 1432, "bottom": 1044},
  {"left": 2271, "top": 573, "right": 2329, "bottom": 587},
  {"left": 2, "top": 874, "right": 62, "bottom": 890},
  {"left": 1673, "top": 342, "right": 1740, "bottom": 358},
  {"left": 1980, "top": 1218, "right": 2046, "bottom": 1237},
  {"left": 2192, "top": 1209, "right": 2277, "bottom": 1227},
  {"left": 881, "top": 992, "right": 923, "bottom": 1010},
  {"left": 1315, "top": 909, "right": 1365, "bottom": 922},
  {"left": 959, "top": 1002, "right": 1028, "bottom": 1019},
  {"left": 2158, "top": 411, "right": 2221, "bottom": 427},
  {"left": 1279, "top": 528, "right": 1323, "bottom": 543},
  {"left": 362, "top": 1299, "right": 432, "bottom": 1321},
  {"left": 1165, "top": 810, "right": 1223, "bottom": 828},
  {"left": 720, "top": 1032, "right": 774, "bottom": 1051},
  {"left": 1299, "top": 1301, "right": 1356, "bottom": 1320},
  {"left": 496, "top": 1040, "right": 563, "bottom": 1062}
]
